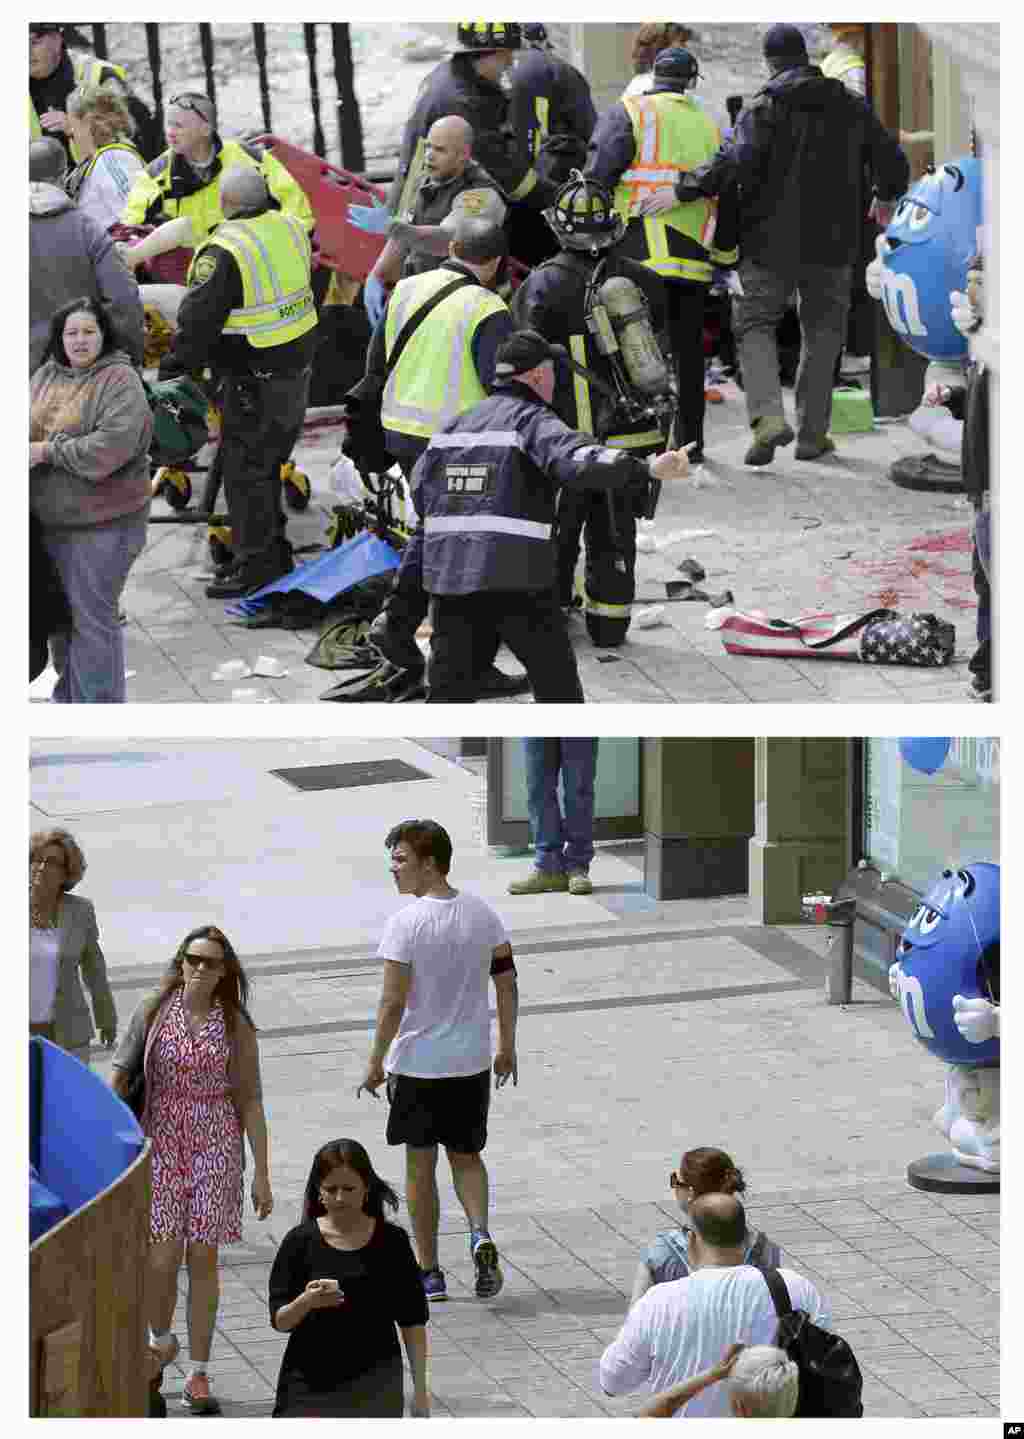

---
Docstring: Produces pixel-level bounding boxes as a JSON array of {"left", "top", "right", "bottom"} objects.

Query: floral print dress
[{"left": 147, "top": 992, "right": 243, "bottom": 1245}]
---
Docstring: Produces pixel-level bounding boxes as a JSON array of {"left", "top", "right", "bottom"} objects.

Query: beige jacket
[{"left": 46, "top": 894, "right": 117, "bottom": 1051}]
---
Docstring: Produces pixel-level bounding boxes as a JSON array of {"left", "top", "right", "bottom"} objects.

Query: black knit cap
[
  {"left": 652, "top": 46, "right": 700, "bottom": 87},
  {"left": 763, "top": 23, "right": 808, "bottom": 65},
  {"left": 494, "top": 329, "right": 563, "bottom": 379},
  {"left": 29, "top": 21, "right": 63, "bottom": 34}
]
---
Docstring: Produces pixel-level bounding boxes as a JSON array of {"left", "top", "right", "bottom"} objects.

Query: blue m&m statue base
[{"left": 907, "top": 1152, "right": 999, "bottom": 1194}]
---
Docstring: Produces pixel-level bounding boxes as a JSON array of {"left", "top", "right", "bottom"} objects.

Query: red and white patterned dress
[{"left": 147, "top": 992, "right": 244, "bottom": 1245}]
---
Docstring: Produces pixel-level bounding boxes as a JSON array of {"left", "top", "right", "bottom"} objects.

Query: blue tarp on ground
[{"left": 226, "top": 531, "right": 401, "bottom": 618}]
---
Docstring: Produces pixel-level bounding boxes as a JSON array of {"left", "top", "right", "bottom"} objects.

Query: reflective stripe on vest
[
  {"left": 641, "top": 215, "right": 713, "bottom": 283},
  {"left": 585, "top": 592, "right": 631, "bottom": 617},
  {"left": 508, "top": 167, "right": 539, "bottom": 200},
  {"left": 533, "top": 95, "right": 550, "bottom": 156},
  {"left": 822, "top": 49, "right": 864, "bottom": 81},
  {"left": 606, "top": 428, "right": 663, "bottom": 449},
  {"left": 428, "top": 430, "right": 525, "bottom": 451},
  {"left": 382, "top": 272, "right": 506, "bottom": 440},
  {"left": 613, "top": 93, "right": 720, "bottom": 276},
  {"left": 425, "top": 514, "right": 552, "bottom": 541},
  {"left": 569, "top": 333, "right": 594, "bottom": 435},
  {"left": 192, "top": 212, "right": 316, "bottom": 348}
]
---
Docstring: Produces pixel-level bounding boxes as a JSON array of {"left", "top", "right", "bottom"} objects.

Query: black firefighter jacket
[
  {"left": 387, "top": 56, "right": 553, "bottom": 213},
  {"left": 404, "top": 382, "right": 652, "bottom": 596}
]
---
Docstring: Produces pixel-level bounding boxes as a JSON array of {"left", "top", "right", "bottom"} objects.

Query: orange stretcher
[{"left": 253, "top": 133, "right": 388, "bottom": 279}]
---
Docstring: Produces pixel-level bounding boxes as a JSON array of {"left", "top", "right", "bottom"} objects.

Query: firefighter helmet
[
  {"left": 545, "top": 171, "right": 625, "bottom": 254},
  {"left": 454, "top": 22, "right": 522, "bottom": 54}
]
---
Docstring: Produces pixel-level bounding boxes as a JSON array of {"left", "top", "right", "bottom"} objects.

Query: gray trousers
[
  {"left": 43, "top": 509, "right": 148, "bottom": 704},
  {"left": 732, "top": 260, "right": 852, "bottom": 441}
]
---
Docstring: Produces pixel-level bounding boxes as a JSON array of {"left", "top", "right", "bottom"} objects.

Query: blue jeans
[
  {"left": 522, "top": 739, "right": 598, "bottom": 874},
  {"left": 42, "top": 509, "right": 148, "bottom": 703}
]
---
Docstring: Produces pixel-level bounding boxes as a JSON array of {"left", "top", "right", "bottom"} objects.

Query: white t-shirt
[
  {"left": 377, "top": 891, "right": 508, "bottom": 1078},
  {"left": 30, "top": 928, "right": 61, "bottom": 1024},
  {"left": 78, "top": 147, "right": 146, "bottom": 233},
  {"left": 599, "top": 1265, "right": 832, "bottom": 1418}
]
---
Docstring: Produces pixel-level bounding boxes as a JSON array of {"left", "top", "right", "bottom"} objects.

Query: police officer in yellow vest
[
  {"left": 159, "top": 167, "right": 318, "bottom": 599},
  {"left": 30, "top": 22, "right": 144, "bottom": 163},
  {"left": 120, "top": 91, "right": 313, "bottom": 259},
  {"left": 357, "top": 219, "right": 525, "bottom": 698},
  {"left": 585, "top": 47, "right": 738, "bottom": 464},
  {"left": 822, "top": 24, "right": 866, "bottom": 97}
]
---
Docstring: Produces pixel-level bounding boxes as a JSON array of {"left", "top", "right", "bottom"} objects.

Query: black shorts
[{"left": 385, "top": 1069, "right": 491, "bottom": 1153}]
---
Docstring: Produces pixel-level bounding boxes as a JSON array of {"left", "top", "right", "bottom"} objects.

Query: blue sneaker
[
  {"left": 421, "top": 1266, "right": 447, "bottom": 1301},
  {"left": 471, "top": 1233, "right": 504, "bottom": 1299}
]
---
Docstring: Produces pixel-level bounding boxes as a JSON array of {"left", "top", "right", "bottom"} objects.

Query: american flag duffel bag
[{"left": 711, "top": 608, "right": 954, "bottom": 665}]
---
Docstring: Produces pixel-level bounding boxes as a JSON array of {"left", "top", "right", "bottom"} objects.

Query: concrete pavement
[
  {"left": 31, "top": 738, "right": 1000, "bottom": 1418},
  {"left": 29, "top": 379, "right": 981, "bottom": 705}
]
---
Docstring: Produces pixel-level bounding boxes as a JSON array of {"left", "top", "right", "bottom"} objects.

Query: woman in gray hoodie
[{"left": 30, "top": 296, "right": 152, "bottom": 702}]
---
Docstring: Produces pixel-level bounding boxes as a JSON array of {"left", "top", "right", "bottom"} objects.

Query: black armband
[{"left": 490, "top": 952, "right": 517, "bottom": 977}]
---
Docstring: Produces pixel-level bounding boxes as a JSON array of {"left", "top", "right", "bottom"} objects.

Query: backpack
[
  {"left": 142, "top": 374, "right": 211, "bottom": 465},
  {"left": 760, "top": 1267, "right": 864, "bottom": 1418}
]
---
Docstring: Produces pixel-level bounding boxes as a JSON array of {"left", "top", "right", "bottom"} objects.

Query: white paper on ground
[
  {"left": 213, "top": 659, "right": 250, "bottom": 681},
  {"left": 249, "top": 656, "right": 289, "bottom": 678}
]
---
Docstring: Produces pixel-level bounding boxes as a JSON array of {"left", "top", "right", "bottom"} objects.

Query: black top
[
  {"left": 269, "top": 1218, "right": 427, "bottom": 1392},
  {"left": 677, "top": 64, "right": 909, "bottom": 269},
  {"left": 388, "top": 56, "right": 553, "bottom": 214}
]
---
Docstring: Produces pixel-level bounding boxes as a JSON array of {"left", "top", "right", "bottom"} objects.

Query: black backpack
[{"left": 760, "top": 1267, "right": 864, "bottom": 1418}]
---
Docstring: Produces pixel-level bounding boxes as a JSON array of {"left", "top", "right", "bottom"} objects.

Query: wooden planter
[{"left": 30, "top": 1141, "right": 151, "bottom": 1416}]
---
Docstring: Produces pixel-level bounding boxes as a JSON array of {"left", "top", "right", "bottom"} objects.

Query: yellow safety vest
[
  {"left": 29, "top": 55, "right": 129, "bottom": 162},
  {"left": 121, "top": 140, "right": 314, "bottom": 246},
  {"left": 613, "top": 92, "right": 724, "bottom": 284},
  {"left": 822, "top": 48, "right": 865, "bottom": 82},
  {"left": 381, "top": 269, "right": 508, "bottom": 441},
  {"left": 189, "top": 211, "right": 316, "bottom": 349}
]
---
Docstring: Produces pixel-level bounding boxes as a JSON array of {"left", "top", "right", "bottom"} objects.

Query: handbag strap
[
  {"left": 383, "top": 274, "right": 477, "bottom": 380},
  {"left": 783, "top": 607, "right": 897, "bottom": 651},
  {"left": 760, "top": 1265, "right": 793, "bottom": 1318}
]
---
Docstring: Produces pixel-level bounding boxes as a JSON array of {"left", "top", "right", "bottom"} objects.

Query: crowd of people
[
  {"left": 29, "top": 18, "right": 991, "bottom": 702},
  {"left": 34, "top": 815, "right": 836, "bottom": 1418}
]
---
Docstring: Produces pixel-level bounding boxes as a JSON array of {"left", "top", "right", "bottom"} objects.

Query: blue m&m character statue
[
  {"left": 890, "top": 861, "right": 999, "bottom": 1065},
  {"left": 876, "top": 155, "right": 983, "bottom": 362}
]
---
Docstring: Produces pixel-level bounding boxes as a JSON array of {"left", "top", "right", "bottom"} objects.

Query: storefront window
[{"left": 863, "top": 737, "right": 999, "bottom": 894}]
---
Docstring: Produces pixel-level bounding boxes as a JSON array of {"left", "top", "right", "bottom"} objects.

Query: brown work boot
[
  {"left": 744, "top": 416, "right": 795, "bottom": 466},
  {"left": 508, "top": 869, "right": 568, "bottom": 895}
]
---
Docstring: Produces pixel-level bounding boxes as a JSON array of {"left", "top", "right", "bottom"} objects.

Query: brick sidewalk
[
  {"left": 30, "top": 383, "right": 980, "bottom": 704},
  {"left": 150, "top": 1181, "right": 998, "bottom": 1419}
]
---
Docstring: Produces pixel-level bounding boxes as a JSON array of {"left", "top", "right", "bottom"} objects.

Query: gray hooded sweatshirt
[
  {"left": 30, "top": 349, "right": 153, "bottom": 530},
  {"left": 30, "top": 181, "right": 145, "bottom": 372}
]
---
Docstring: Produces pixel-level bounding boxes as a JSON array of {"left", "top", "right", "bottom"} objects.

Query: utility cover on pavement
[{"left": 270, "top": 760, "right": 433, "bottom": 792}]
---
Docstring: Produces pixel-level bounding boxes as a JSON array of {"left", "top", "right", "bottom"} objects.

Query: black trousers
[
  {"left": 426, "top": 589, "right": 584, "bottom": 703},
  {"left": 556, "top": 486, "right": 637, "bottom": 647},
  {"left": 219, "top": 368, "right": 310, "bottom": 570},
  {"left": 663, "top": 278, "right": 708, "bottom": 450}
]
